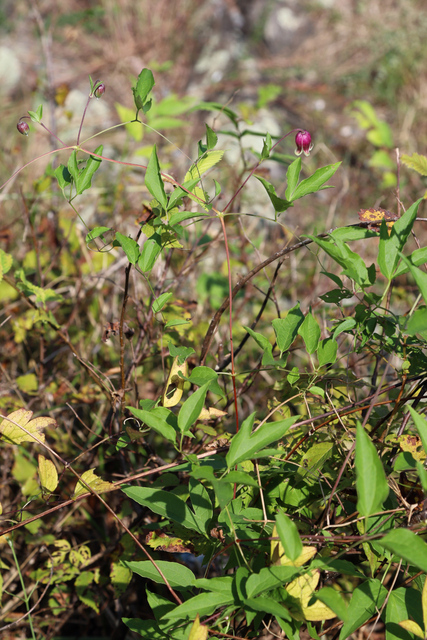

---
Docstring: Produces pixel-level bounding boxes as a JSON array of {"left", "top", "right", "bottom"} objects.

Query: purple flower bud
[
  {"left": 94, "top": 82, "right": 106, "bottom": 99},
  {"left": 295, "top": 130, "right": 313, "bottom": 156},
  {"left": 17, "top": 120, "right": 30, "bottom": 136}
]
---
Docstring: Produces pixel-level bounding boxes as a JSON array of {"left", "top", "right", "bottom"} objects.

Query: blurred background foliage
[{"left": 2, "top": 1, "right": 427, "bottom": 637}]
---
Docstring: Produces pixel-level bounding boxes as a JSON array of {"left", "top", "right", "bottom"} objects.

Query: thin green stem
[
  {"left": 218, "top": 214, "right": 239, "bottom": 435},
  {"left": 7, "top": 536, "right": 36, "bottom": 640}
]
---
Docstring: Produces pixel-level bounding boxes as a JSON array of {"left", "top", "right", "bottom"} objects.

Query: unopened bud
[
  {"left": 295, "top": 130, "right": 313, "bottom": 156},
  {"left": 17, "top": 120, "right": 30, "bottom": 136},
  {"left": 94, "top": 82, "right": 106, "bottom": 99}
]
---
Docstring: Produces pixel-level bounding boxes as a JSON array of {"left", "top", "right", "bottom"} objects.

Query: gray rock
[{"left": 0, "top": 46, "right": 21, "bottom": 95}]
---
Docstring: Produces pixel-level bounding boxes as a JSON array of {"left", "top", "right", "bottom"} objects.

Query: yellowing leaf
[
  {"left": 285, "top": 570, "right": 336, "bottom": 621},
  {"left": 401, "top": 153, "right": 427, "bottom": 177},
  {"left": 399, "top": 620, "right": 425, "bottom": 639},
  {"left": 270, "top": 525, "right": 317, "bottom": 566},
  {"left": 163, "top": 357, "right": 188, "bottom": 407},
  {"left": 72, "top": 469, "right": 114, "bottom": 499},
  {"left": 184, "top": 150, "right": 224, "bottom": 182},
  {"left": 188, "top": 614, "right": 208, "bottom": 640},
  {"left": 198, "top": 407, "right": 227, "bottom": 421},
  {"left": 0, "top": 248, "right": 13, "bottom": 282},
  {"left": 0, "top": 409, "right": 56, "bottom": 445},
  {"left": 302, "top": 598, "right": 339, "bottom": 622},
  {"left": 423, "top": 576, "right": 427, "bottom": 636},
  {"left": 38, "top": 454, "right": 58, "bottom": 493}
]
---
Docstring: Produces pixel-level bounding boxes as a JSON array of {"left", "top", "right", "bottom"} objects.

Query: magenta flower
[
  {"left": 295, "top": 130, "right": 313, "bottom": 156},
  {"left": 17, "top": 120, "right": 30, "bottom": 136}
]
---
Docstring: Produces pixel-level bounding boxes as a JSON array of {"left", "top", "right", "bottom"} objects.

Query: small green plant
[{"left": 1, "top": 65, "right": 427, "bottom": 640}]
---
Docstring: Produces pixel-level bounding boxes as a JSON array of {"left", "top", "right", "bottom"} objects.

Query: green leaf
[
  {"left": 261, "top": 132, "right": 272, "bottom": 159},
  {"left": 123, "top": 559, "right": 195, "bottom": 589},
  {"left": 255, "top": 175, "right": 293, "bottom": 213},
  {"left": 272, "top": 303, "right": 304, "bottom": 353},
  {"left": 161, "top": 592, "right": 234, "bottom": 622},
  {"left": 86, "top": 226, "right": 115, "bottom": 251},
  {"left": 189, "top": 477, "right": 213, "bottom": 535},
  {"left": 246, "top": 566, "right": 299, "bottom": 598},
  {"left": 416, "top": 460, "right": 427, "bottom": 493},
  {"left": 331, "top": 227, "right": 377, "bottom": 242},
  {"left": 386, "top": 587, "right": 423, "bottom": 640},
  {"left": 226, "top": 413, "right": 297, "bottom": 468},
  {"left": 332, "top": 317, "right": 357, "bottom": 340},
  {"left": 145, "top": 145, "right": 167, "bottom": 209},
  {"left": 287, "top": 367, "right": 300, "bottom": 385},
  {"left": 339, "top": 579, "right": 387, "bottom": 640},
  {"left": 127, "top": 406, "right": 177, "bottom": 444},
  {"left": 296, "top": 442, "right": 333, "bottom": 480},
  {"left": 244, "top": 325, "right": 274, "bottom": 363},
  {"left": 408, "top": 406, "right": 427, "bottom": 453},
  {"left": 309, "top": 235, "right": 370, "bottom": 287},
  {"left": 400, "top": 253, "right": 427, "bottom": 307},
  {"left": 377, "top": 198, "right": 421, "bottom": 280},
  {"left": 275, "top": 511, "right": 303, "bottom": 561},
  {"left": 379, "top": 528, "right": 427, "bottom": 572},
  {"left": 76, "top": 145, "right": 103, "bottom": 195},
  {"left": 132, "top": 68, "right": 155, "bottom": 115},
  {"left": 290, "top": 162, "right": 341, "bottom": 201},
  {"left": 0, "top": 249, "right": 13, "bottom": 281},
  {"left": 394, "top": 246, "right": 427, "bottom": 277},
  {"left": 122, "top": 486, "right": 200, "bottom": 531},
  {"left": 152, "top": 292, "right": 173, "bottom": 314},
  {"left": 168, "top": 344, "right": 195, "bottom": 364},
  {"left": 123, "top": 618, "right": 168, "bottom": 640},
  {"left": 205, "top": 124, "right": 218, "bottom": 150},
  {"left": 168, "top": 211, "right": 209, "bottom": 225},
  {"left": 15, "top": 270, "right": 64, "bottom": 306},
  {"left": 224, "top": 470, "right": 259, "bottom": 487},
  {"left": 193, "top": 575, "right": 233, "bottom": 594},
  {"left": 167, "top": 177, "right": 200, "bottom": 210},
  {"left": 115, "top": 232, "right": 140, "bottom": 265},
  {"left": 245, "top": 596, "right": 292, "bottom": 621},
  {"left": 317, "top": 337, "right": 338, "bottom": 367},
  {"left": 285, "top": 157, "right": 301, "bottom": 200},
  {"left": 146, "top": 588, "right": 176, "bottom": 622},
  {"left": 28, "top": 105, "right": 43, "bottom": 122},
  {"left": 315, "top": 587, "right": 348, "bottom": 622},
  {"left": 138, "top": 234, "right": 162, "bottom": 271},
  {"left": 165, "top": 318, "right": 191, "bottom": 329},
  {"left": 67, "top": 151, "right": 79, "bottom": 183},
  {"left": 187, "top": 366, "right": 225, "bottom": 398},
  {"left": 54, "top": 164, "right": 72, "bottom": 191},
  {"left": 298, "top": 312, "right": 320, "bottom": 355},
  {"left": 402, "top": 306, "right": 427, "bottom": 336},
  {"left": 178, "top": 381, "right": 211, "bottom": 434},
  {"left": 355, "top": 422, "right": 389, "bottom": 517},
  {"left": 192, "top": 469, "right": 233, "bottom": 510}
]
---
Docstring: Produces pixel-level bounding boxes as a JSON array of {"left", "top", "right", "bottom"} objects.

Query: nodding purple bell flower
[
  {"left": 295, "top": 130, "right": 313, "bottom": 156},
  {"left": 17, "top": 120, "right": 30, "bottom": 136},
  {"left": 93, "top": 82, "right": 106, "bottom": 99}
]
